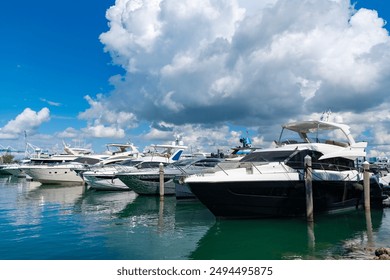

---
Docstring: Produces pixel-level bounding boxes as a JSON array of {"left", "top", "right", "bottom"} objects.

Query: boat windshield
[
  {"left": 240, "top": 150, "right": 295, "bottom": 163},
  {"left": 118, "top": 159, "right": 142, "bottom": 166},
  {"left": 171, "top": 158, "right": 222, "bottom": 168},
  {"left": 73, "top": 157, "right": 106, "bottom": 165}
]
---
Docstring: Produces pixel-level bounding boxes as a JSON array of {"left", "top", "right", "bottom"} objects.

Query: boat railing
[
  {"left": 113, "top": 164, "right": 137, "bottom": 173},
  {"left": 238, "top": 162, "right": 264, "bottom": 174},
  {"left": 287, "top": 161, "right": 357, "bottom": 172},
  {"left": 213, "top": 161, "right": 241, "bottom": 176},
  {"left": 212, "top": 161, "right": 267, "bottom": 176},
  {"left": 174, "top": 164, "right": 188, "bottom": 175},
  {"left": 196, "top": 160, "right": 359, "bottom": 178}
]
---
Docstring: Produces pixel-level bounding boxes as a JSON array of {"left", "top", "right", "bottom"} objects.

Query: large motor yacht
[{"left": 184, "top": 118, "right": 384, "bottom": 218}]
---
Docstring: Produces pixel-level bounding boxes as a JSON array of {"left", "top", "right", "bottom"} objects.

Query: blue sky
[
  {"left": 1, "top": 0, "right": 390, "bottom": 157},
  {"left": 0, "top": 1, "right": 118, "bottom": 126}
]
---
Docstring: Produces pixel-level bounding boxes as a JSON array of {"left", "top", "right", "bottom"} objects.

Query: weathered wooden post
[
  {"left": 158, "top": 163, "right": 165, "bottom": 228},
  {"left": 159, "top": 162, "right": 164, "bottom": 199},
  {"left": 305, "top": 155, "right": 314, "bottom": 222},
  {"left": 307, "top": 221, "right": 315, "bottom": 252},
  {"left": 158, "top": 196, "right": 164, "bottom": 229},
  {"left": 363, "top": 161, "right": 370, "bottom": 210},
  {"left": 362, "top": 160, "right": 374, "bottom": 247},
  {"left": 365, "top": 208, "right": 374, "bottom": 249}
]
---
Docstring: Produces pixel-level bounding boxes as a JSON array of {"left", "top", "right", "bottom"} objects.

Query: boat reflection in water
[
  {"left": 189, "top": 209, "right": 386, "bottom": 260},
  {"left": 106, "top": 196, "right": 215, "bottom": 259},
  {"left": 73, "top": 188, "right": 138, "bottom": 215},
  {"left": 1, "top": 176, "right": 388, "bottom": 260},
  {"left": 26, "top": 183, "right": 83, "bottom": 204}
]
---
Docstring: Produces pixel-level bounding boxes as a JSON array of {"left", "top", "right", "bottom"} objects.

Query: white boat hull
[
  {"left": 118, "top": 174, "right": 176, "bottom": 195},
  {"left": 86, "top": 177, "right": 130, "bottom": 191},
  {"left": 24, "top": 166, "right": 84, "bottom": 184}
]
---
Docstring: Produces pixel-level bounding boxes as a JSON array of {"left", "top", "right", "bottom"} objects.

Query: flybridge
[
  {"left": 146, "top": 139, "right": 188, "bottom": 157},
  {"left": 277, "top": 120, "right": 360, "bottom": 147}
]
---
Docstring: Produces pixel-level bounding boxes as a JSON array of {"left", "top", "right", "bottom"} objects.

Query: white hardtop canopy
[
  {"left": 276, "top": 120, "right": 367, "bottom": 160},
  {"left": 280, "top": 120, "right": 356, "bottom": 145},
  {"left": 106, "top": 143, "right": 140, "bottom": 153}
]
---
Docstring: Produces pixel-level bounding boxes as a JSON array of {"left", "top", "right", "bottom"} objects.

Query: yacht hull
[
  {"left": 188, "top": 178, "right": 383, "bottom": 218},
  {"left": 118, "top": 174, "right": 176, "bottom": 195},
  {"left": 85, "top": 177, "right": 130, "bottom": 191},
  {"left": 24, "top": 167, "right": 84, "bottom": 184}
]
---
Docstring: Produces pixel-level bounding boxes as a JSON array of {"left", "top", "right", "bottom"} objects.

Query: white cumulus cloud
[
  {"left": 0, "top": 108, "right": 50, "bottom": 139},
  {"left": 94, "top": 0, "right": 390, "bottom": 125},
  {"left": 81, "top": 124, "right": 126, "bottom": 138},
  {"left": 75, "top": 0, "right": 390, "bottom": 154},
  {"left": 79, "top": 94, "right": 138, "bottom": 130}
]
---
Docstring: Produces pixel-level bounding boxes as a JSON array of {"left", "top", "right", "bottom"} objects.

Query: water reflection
[
  {"left": 0, "top": 175, "right": 12, "bottom": 184},
  {"left": 103, "top": 196, "right": 216, "bottom": 259},
  {"left": 26, "top": 183, "right": 83, "bottom": 205},
  {"left": 189, "top": 209, "right": 386, "bottom": 260},
  {"left": 73, "top": 189, "right": 137, "bottom": 215},
  {"left": 1, "top": 176, "right": 389, "bottom": 260}
]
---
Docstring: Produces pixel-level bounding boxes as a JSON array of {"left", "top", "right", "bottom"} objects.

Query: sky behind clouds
[{"left": 1, "top": 0, "right": 390, "bottom": 158}]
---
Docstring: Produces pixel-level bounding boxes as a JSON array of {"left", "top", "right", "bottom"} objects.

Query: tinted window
[{"left": 240, "top": 150, "right": 295, "bottom": 163}]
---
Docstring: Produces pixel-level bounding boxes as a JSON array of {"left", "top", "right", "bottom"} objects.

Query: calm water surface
[{"left": 0, "top": 175, "right": 389, "bottom": 260}]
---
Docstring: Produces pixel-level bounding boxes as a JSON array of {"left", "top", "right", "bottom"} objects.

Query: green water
[
  {"left": 0, "top": 175, "right": 389, "bottom": 260},
  {"left": 190, "top": 210, "right": 387, "bottom": 259}
]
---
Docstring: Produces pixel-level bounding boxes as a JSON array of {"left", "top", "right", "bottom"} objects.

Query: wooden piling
[
  {"left": 365, "top": 209, "right": 374, "bottom": 249},
  {"left": 158, "top": 198, "right": 164, "bottom": 229},
  {"left": 304, "top": 155, "right": 314, "bottom": 222},
  {"left": 159, "top": 162, "right": 164, "bottom": 199},
  {"left": 307, "top": 222, "right": 315, "bottom": 252},
  {"left": 363, "top": 161, "right": 370, "bottom": 210}
]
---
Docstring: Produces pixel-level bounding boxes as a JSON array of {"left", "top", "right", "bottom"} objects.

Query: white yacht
[
  {"left": 116, "top": 157, "right": 222, "bottom": 196},
  {"left": 22, "top": 143, "right": 140, "bottom": 185},
  {"left": 82, "top": 141, "right": 187, "bottom": 191},
  {"left": 184, "top": 117, "right": 385, "bottom": 218},
  {"left": 1, "top": 143, "right": 85, "bottom": 178},
  {"left": 22, "top": 155, "right": 108, "bottom": 184}
]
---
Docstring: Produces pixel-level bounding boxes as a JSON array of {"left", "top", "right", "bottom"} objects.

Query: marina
[
  {"left": 1, "top": 117, "right": 390, "bottom": 260},
  {"left": 1, "top": 2, "right": 390, "bottom": 278},
  {"left": 0, "top": 175, "right": 389, "bottom": 260}
]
